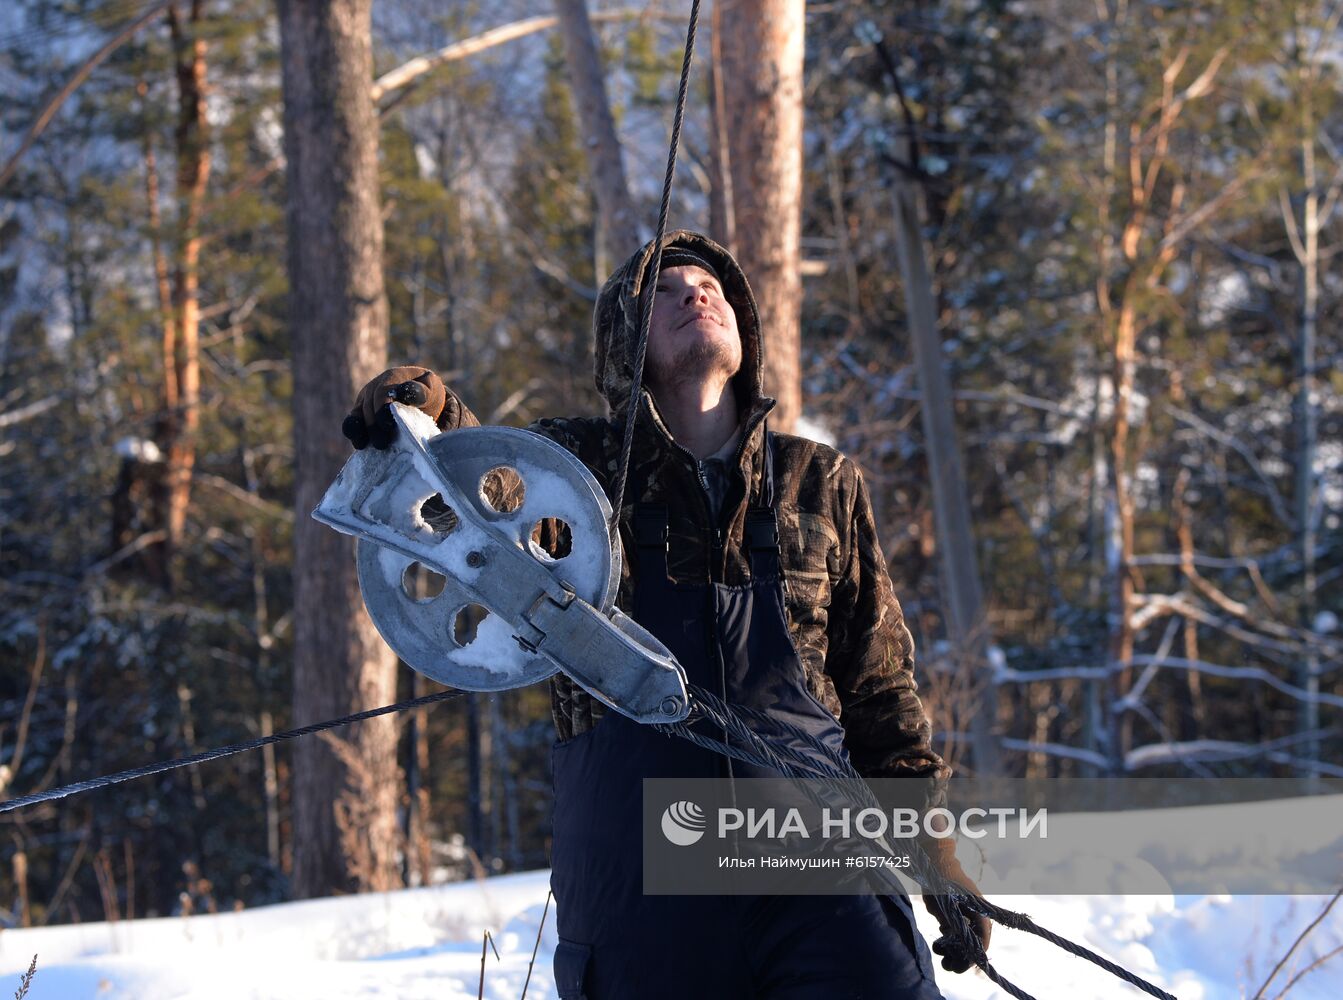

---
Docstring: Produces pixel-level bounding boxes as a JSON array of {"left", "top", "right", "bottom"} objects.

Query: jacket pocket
[{"left": 553, "top": 937, "right": 593, "bottom": 999}]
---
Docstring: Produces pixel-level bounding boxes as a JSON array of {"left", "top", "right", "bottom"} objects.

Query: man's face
[{"left": 645, "top": 264, "right": 742, "bottom": 393}]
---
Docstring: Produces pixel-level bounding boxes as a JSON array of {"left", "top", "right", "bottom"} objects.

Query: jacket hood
[{"left": 592, "top": 230, "right": 764, "bottom": 418}]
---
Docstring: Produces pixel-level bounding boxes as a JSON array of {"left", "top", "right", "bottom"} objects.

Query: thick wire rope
[
  {"left": 0, "top": 688, "right": 467, "bottom": 815},
  {"left": 661, "top": 684, "right": 1179, "bottom": 1000},
  {"left": 607, "top": 0, "right": 703, "bottom": 534}
]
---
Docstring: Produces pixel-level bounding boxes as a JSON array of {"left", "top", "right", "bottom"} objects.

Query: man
[{"left": 344, "top": 232, "right": 989, "bottom": 998}]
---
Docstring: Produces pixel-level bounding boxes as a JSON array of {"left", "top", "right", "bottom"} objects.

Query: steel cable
[
  {"left": 663, "top": 685, "right": 1178, "bottom": 1000},
  {"left": 607, "top": 0, "right": 703, "bottom": 533},
  {"left": 0, "top": 688, "right": 468, "bottom": 815}
]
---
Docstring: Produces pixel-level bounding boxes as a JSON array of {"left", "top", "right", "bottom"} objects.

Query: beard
[{"left": 649, "top": 336, "right": 741, "bottom": 391}]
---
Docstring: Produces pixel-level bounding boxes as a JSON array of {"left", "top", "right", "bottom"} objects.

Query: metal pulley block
[{"left": 313, "top": 404, "right": 690, "bottom": 725}]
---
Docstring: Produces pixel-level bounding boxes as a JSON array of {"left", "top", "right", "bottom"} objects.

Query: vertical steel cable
[{"left": 608, "top": 0, "right": 703, "bottom": 534}]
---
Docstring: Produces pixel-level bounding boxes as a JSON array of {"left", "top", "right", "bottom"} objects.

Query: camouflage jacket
[{"left": 436, "top": 232, "right": 948, "bottom": 794}]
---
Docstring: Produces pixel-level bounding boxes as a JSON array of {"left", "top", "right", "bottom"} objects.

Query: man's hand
[
  {"left": 919, "top": 835, "right": 992, "bottom": 974},
  {"left": 342, "top": 366, "right": 448, "bottom": 449}
]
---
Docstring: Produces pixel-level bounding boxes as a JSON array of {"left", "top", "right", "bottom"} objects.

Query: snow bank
[
  {"left": 2, "top": 808, "right": 1340, "bottom": 1000},
  {"left": 0, "top": 871, "right": 558, "bottom": 1000}
]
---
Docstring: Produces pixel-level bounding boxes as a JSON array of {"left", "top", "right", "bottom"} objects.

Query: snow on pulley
[{"left": 313, "top": 403, "right": 689, "bottom": 725}]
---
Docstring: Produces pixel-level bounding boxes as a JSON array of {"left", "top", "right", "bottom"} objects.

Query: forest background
[{"left": 1, "top": 0, "right": 1340, "bottom": 925}]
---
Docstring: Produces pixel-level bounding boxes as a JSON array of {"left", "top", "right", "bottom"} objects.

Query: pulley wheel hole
[
  {"left": 480, "top": 466, "right": 524, "bottom": 514},
  {"left": 419, "top": 493, "right": 457, "bottom": 536},
  {"left": 530, "top": 518, "right": 573, "bottom": 560},
  {"left": 402, "top": 563, "right": 447, "bottom": 603},
  {"left": 453, "top": 604, "right": 488, "bottom": 646}
]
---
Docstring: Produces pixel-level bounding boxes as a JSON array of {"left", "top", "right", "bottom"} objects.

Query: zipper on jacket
[
  {"left": 692, "top": 457, "right": 728, "bottom": 583},
  {"left": 709, "top": 526, "right": 726, "bottom": 583},
  {"left": 645, "top": 389, "right": 774, "bottom": 584}
]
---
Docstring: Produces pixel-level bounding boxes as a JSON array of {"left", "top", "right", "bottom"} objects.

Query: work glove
[
  {"left": 342, "top": 366, "right": 448, "bottom": 450},
  {"left": 919, "top": 834, "right": 992, "bottom": 974}
]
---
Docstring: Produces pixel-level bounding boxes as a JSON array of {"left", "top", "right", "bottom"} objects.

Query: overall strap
[
  {"left": 633, "top": 503, "right": 670, "bottom": 579},
  {"left": 744, "top": 431, "right": 780, "bottom": 579},
  {"left": 632, "top": 432, "right": 777, "bottom": 580},
  {"left": 625, "top": 436, "right": 671, "bottom": 579}
]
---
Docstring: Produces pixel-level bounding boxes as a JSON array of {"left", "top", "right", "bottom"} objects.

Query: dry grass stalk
[{"left": 13, "top": 955, "right": 37, "bottom": 1000}]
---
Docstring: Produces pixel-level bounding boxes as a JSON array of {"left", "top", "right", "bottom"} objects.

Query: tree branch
[
  {"left": 195, "top": 473, "right": 294, "bottom": 522},
  {"left": 0, "top": 1, "right": 174, "bottom": 190},
  {"left": 1267, "top": 943, "right": 1343, "bottom": 1000},
  {"left": 371, "top": 9, "right": 667, "bottom": 105},
  {"left": 1252, "top": 887, "right": 1343, "bottom": 1000},
  {"left": 1164, "top": 402, "right": 1295, "bottom": 529},
  {"left": 0, "top": 396, "right": 59, "bottom": 429},
  {"left": 1127, "top": 655, "right": 1343, "bottom": 710},
  {"left": 1125, "top": 733, "right": 1343, "bottom": 774}
]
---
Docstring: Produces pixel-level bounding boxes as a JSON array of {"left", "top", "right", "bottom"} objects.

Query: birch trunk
[
  {"left": 278, "top": 0, "right": 401, "bottom": 898},
  {"left": 1089, "top": 0, "right": 1126, "bottom": 774},
  {"left": 1293, "top": 91, "right": 1320, "bottom": 773}
]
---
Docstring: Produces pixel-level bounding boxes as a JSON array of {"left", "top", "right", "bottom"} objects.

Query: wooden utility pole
[
  {"left": 278, "top": 0, "right": 401, "bottom": 897},
  {"left": 714, "top": 0, "right": 804, "bottom": 433}
]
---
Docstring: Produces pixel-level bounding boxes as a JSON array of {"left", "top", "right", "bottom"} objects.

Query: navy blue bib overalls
[{"left": 550, "top": 438, "right": 942, "bottom": 999}]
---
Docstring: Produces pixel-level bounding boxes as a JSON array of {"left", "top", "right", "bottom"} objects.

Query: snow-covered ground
[
  {"left": 0, "top": 870, "right": 558, "bottom": 1000},
  {"left": 3, "top": 796, "right": 1341, "bottom": 999},
  {"left": 1, "top": 875, "right": 1339, "bottom": 999}
]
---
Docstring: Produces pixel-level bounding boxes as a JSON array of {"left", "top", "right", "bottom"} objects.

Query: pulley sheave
[{"left": 313, "top": 405, "right": 689, "bottom": 724}]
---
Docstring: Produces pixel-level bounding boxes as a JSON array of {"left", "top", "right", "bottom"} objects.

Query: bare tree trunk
[
  {"left": 707, "top": 2, "right": 734, "bottom": 249},
  {"left": 889, "top": 160, "right": 1001, "bottom": 778},
  {"left": 1088, "top": 0, "right": 1125, "bottom": 775},
  {"left": 1173, "top": 475, "right": 1206, "bottom": 739},
  {"left": 278, "top": 0, "right": 400, "bottom": 899},
  {"left": 1106, "top": 294, "right": 1138, "bottom": 772},
  {"left": 12, "top": 847, "right": 29, "bottom": 928},
  {"left": 466, "top": 693, "right": 485, "bottom": 862},
  {"left": 143, "top": 121, "right": 177, "bottom": 458},
  {"left": 123, "top": 12, "right": 210, "bottom": 586},
  {"left": 1091, "top": 13, "right": 1225, "bottom": 773},
  {"left": 715, "top": 0, "right": 803, "bottom": 433},
  {"left": 260, "top": 711, "right": 281, "bottom": 871},
  {"left": 552, "top": 0, "right": 640, "bottom": 262},
  {"left": 163, "top": 2, "right": 211, "bottom": 572},
  {"left": 1292, "top": 84, "right": 1321, "bottom": 775},
  {"left": 407, "top": 673, "right": 433, "bottom": 887},
  {"left": 240, "top": 428, "right": 282, "bottom": 870}
]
